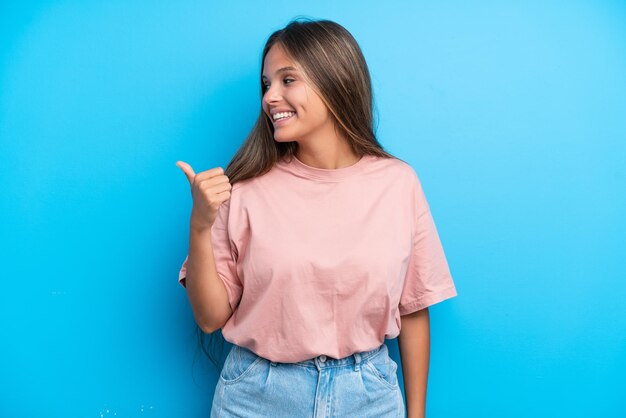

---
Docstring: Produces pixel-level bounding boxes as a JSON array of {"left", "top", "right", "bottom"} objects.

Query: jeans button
[{"left": 319, "top": 355, "right": 326, "bottom": 362}]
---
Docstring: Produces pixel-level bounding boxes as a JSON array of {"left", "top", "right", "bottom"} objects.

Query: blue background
[{"left": 1, "top": 1, "right": 625, "bottom": 417}]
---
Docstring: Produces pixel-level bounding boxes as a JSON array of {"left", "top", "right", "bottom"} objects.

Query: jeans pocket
[
  {"left": 363, "top": 345, "right": 399, "bottom": 390},
  {"left": 219, "top": 344, "right": 264, "bottom": 385}
]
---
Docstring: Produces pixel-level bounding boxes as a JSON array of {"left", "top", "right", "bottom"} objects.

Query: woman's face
[{"left": 261, "top": 44, "right": 332, "bottom": 144}]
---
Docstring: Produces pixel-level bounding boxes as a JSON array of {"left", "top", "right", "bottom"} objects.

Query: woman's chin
[{"left": 273, "top": 133, "right": 295, "bottom": 143}]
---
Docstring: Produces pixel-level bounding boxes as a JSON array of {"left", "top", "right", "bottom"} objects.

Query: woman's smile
[{"left": 273, "top": 112, "right": 296, "bottom": 126}]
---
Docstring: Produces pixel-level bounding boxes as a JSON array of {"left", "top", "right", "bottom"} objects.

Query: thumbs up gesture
[{"left": 176, "top": 161, "right": 232, "bottom": 232}]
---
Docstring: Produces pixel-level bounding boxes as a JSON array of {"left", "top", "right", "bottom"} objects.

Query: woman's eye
[{"left": 263, "top": 77, "right": 295, "bottom": 91}]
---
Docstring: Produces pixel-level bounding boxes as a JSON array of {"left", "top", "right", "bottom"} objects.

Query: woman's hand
[{"left": 176, "top": 161, "right": 232, "bottom": 232}]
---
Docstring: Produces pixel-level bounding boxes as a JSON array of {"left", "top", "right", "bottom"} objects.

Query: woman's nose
[{"left": 263, "top": 84, "right": 282, "bottom": 103}]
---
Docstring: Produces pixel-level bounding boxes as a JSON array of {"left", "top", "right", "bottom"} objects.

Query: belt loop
[
  {"left": 270, "top": 361, "right": 277, "bottom": 367},
  {"left": 353, "top": 352, "right": 361, "bottom": 372}
]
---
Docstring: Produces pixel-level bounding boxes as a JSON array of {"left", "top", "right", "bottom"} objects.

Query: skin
[
  {"left": 263, "top": 43, "right": 431, "bottom": 417},
  {"left": 261, "top": 43, "right": 360, "bottom": 169},
  {"left": 399, "top": 308, "right": 430, "bottom": 418}
]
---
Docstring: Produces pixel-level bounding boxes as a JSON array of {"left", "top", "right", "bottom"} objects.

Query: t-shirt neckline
[{"left": 288, "top": 153, "right": 371, "bottom": 181}]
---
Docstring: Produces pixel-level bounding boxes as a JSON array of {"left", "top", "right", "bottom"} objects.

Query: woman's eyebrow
[{"left": 262, "top": 66, "right": 298, "bottom": 80}]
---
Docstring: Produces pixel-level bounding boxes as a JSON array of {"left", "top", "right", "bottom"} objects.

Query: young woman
[{"left": 176, "top": 17, "right": 458, "bottom": 418}]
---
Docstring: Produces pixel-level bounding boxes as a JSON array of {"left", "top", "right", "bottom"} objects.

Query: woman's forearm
[
  {"left": 398, "top": 307, "right": 430, "bottom": 418},
  {"left": 185, "top": 226, "right": 232, "bottom": 332}
]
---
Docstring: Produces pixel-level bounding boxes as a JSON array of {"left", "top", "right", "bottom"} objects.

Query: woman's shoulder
[
  {"left": 369, "top": 155, "right": 419, "bottom": 182},
  {"left": 228, "top": 168, "right": 277, "bottom": 203},
  {"left": 229, "top": 176, "right": 256, "bottom": 202}
]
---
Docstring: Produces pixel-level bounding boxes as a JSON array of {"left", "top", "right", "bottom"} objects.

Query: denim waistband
[{"left": 274, "top": 344, "right": 385, "bottom": 371}]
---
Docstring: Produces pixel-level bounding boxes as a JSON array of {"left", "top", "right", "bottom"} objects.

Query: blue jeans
[{"left": 210, "top": 342, "right": 405, "bottom": 417}]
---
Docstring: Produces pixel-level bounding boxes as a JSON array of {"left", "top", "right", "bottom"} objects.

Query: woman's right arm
[
  {"left": 176, "top": 161, "right": 234, "bottom": 333},
  {"left": 185, "top": 225, "right": 233, "bottom": 333}
]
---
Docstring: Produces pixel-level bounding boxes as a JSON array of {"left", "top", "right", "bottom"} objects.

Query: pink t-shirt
[{"left": 178, "top": 153, "right": 457, "bottom": 363}]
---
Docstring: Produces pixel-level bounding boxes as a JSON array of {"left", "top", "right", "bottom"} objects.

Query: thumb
[{"left": 176, "top": 161, "right": 196, "bottom": 185}]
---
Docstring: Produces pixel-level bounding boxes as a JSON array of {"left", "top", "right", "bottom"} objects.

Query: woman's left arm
[{"left": 398, "top": 307, "right": 430, "bottom": 418}]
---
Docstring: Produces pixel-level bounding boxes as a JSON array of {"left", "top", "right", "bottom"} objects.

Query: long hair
[{"left": 196, "top": 16, "right": 400, "bottom": 370}]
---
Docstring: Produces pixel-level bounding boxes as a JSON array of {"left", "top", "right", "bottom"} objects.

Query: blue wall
[{"left": 1, "top": 1, "right": 625, "bottom": 417}]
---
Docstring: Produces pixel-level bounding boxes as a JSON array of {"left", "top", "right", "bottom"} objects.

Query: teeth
[{"left": 273, "top": 111, "right": 295, "bottom": 121}]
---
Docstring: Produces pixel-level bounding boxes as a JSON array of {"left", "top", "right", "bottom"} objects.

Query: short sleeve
[
  {"left": 177, "top": 199, "right": 243, "bottom": 312},
  {"left": 398, "top": 172, "right": 458, "bottom": 316}
]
